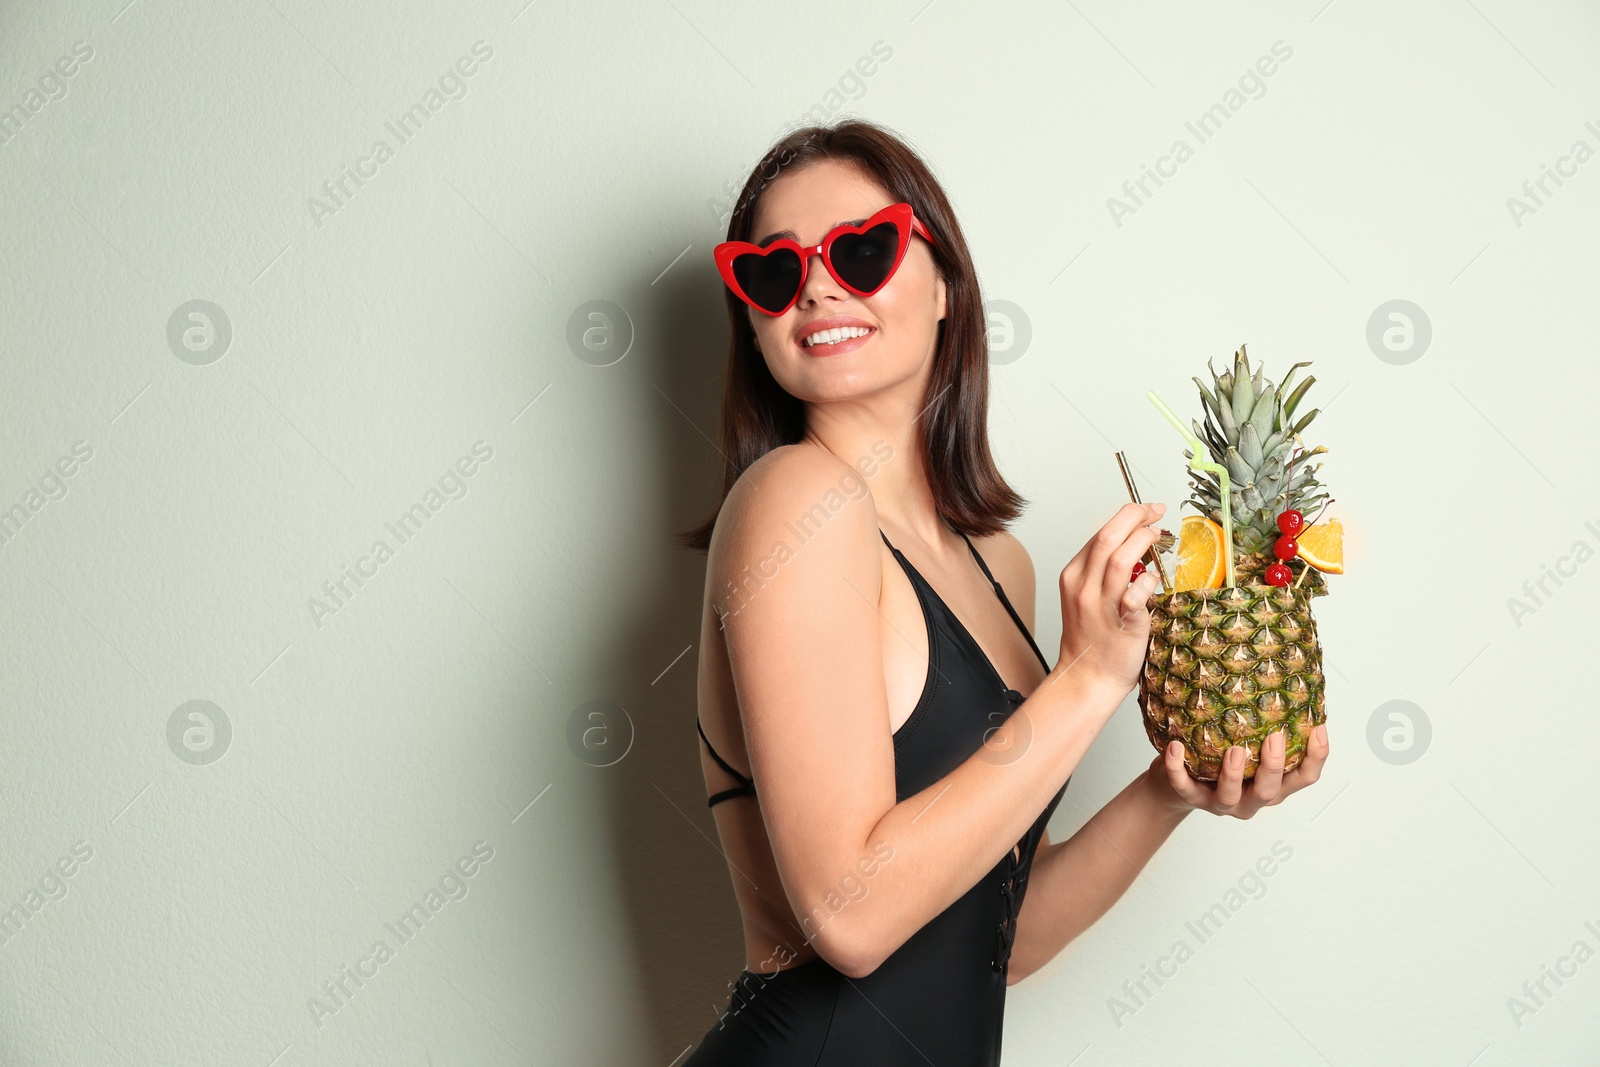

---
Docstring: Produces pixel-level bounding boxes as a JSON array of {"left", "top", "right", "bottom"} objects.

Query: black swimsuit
[{"left": 686, "top": 524, "right": 1070, "bottom": 1066}]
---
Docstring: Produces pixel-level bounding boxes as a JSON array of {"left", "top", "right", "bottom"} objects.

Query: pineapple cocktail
[{"left": 1138, "top": 346, "right": 1343, "bottom": 781}]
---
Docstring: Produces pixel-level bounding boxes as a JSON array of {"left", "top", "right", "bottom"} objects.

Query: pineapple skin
[{"left": 1138, "top": 580, "right": 1326, "bottom": 782}]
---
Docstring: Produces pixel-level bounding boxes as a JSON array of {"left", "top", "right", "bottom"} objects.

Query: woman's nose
[{"left": 797, "top": 249, "right": 843, "bottom": 303}]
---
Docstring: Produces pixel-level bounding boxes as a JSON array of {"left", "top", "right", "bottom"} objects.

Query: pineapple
[{"left": 1138, "top": 345, "right": 1333, "bottom": 781}]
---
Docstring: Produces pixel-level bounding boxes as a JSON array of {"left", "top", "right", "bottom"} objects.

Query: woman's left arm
[{"left": 1005, "top": 726, "right": 1330, "bottom": 985}]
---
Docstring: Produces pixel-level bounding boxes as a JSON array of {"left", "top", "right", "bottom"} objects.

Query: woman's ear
[{"left": 935, "top": 272, "right": 947, "bottom": 322}]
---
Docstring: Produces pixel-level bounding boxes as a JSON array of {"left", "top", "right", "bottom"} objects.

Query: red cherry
[
  {"left": 1277, "top": 509, "right": 1304, "bottom": 536},
  {"left": 1264, "top": 562, "right": 1292, "bottom": 586},
  {"left": 1273, "top": 534, "right": 1299, "bottom": 561},
  {"left": 1130, "top": 560, "right": 1146, "bottom": 583}
]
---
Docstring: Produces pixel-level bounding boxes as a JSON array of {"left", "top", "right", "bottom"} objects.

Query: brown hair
[{"left": 675, "top": 118, "right": 1027, "bottom": 553}]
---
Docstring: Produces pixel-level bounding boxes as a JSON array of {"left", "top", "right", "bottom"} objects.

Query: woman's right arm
[{"left": 711, "top": 444, "right": 1165, "bottom": 979}]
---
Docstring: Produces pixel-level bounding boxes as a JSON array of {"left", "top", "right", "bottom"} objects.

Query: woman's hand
[
  {"left": 1056, "top": 502, "right": 1166, "bottom": 695},
  {"left": 1150, "top": 725, "right": 1330, "bottom": 819}
]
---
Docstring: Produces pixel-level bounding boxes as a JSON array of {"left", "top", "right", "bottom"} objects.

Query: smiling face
[{"left": 743, "top": 158, "right": 946, "bottom": 403}]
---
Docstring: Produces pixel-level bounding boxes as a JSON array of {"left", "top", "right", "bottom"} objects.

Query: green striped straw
[{"left": 1146, "top": 390, "right": 1236, "bottom": 588}]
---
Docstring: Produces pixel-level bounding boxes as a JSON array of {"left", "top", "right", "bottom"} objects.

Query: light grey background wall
[{"left": 2, "top": 0, "right": 1596, "bottom": 1063}]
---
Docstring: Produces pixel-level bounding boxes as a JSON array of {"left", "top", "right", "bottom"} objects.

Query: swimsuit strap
[
  {"left": 883, "top": 524, "right": 1049, "bottom": 671},
  {"left": 955, "top": 530, "right": 1052, "bottom": 673},
  {"left": 697, "top": 717, "right": 756, "bottom": 807},
  {"left": 697, "top": 526, "right": 1045, "bottom": 809},
  {"left": 701, "top": 529, "right": 904, "bottom": 809}
]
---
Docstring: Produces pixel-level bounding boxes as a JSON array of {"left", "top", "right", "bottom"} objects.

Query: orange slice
[
  {"left": 1296, "top": 517, "right": 1343, "bottom": 574},
  {"left": 1173, "top": 514, "right": 1226, "bottom": 591}
]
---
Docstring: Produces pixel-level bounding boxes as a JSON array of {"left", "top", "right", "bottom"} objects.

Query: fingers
[
  {"left": 1310, "top": 722, "right": 1330, "bottom": 767},
  {"left": 1249, "top": 730, "right": 1288, "bottom": 805},
  {"left": 1161, "top": 740, "right": 1210, "bottom": 807},
  {"left": 1213, "top": 745, "right": 1246, "bottom": 811},
  {"left": 1102, "top": 521, "right": 1164, "bottom": 602},
  {"left": 1118, "top": 568, "right": 1161, "bottom": 625},
  {"left": 1284, "top": 723, "right": 1330, "bottom": 789},
  {"left": 1080, "top": 502, "right": 1164, "bottom": 594}
]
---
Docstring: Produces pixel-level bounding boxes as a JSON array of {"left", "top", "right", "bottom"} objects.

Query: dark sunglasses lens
[
  {"left": 829, "top": 222, "right": 902, "bottom": 293},
  {"left": 733, "top": 249, "right": 802, "bottom": 313}
]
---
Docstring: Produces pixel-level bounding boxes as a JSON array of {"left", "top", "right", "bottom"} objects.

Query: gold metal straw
[{"left": 1115, "top": 451, "right": 1171, "bottom": 593}]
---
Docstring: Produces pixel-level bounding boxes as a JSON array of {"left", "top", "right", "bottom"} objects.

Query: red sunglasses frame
[{"left": 713, "top": 202, "right": 936, "bottom": 317}]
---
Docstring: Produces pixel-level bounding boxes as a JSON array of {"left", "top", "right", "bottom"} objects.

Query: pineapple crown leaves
[{"left": 1182, "top": 345, "right": 1331, "bottom": 553}]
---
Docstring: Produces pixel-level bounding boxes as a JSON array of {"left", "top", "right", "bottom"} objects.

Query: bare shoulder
[
  {"left": 708, "top": 443, "right": 882, "bottom": 615},
  {"left": 970, "top": 527, "right": 1038, "bottom": 626}
]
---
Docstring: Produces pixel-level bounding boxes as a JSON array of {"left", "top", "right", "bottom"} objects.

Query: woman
[{"left": 677, "top": 119, "right": 1328, "bottom": 1064}]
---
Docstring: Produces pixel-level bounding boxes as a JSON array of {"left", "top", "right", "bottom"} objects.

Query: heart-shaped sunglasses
[{"left": 713, "top": 202, "right": 936, "bottom": 316}]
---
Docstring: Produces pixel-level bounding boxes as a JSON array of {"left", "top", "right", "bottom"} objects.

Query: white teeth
[{"left": 803, "top": 326, "right": 871, "bottom": 347}]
